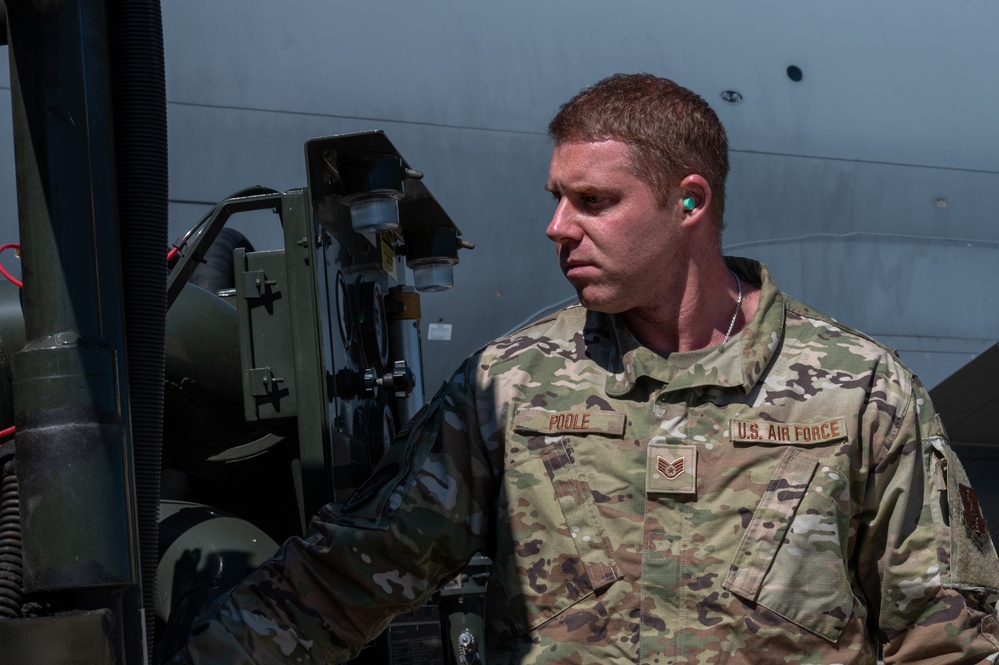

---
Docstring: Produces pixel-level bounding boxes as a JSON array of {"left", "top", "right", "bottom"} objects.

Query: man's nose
[{"left": 546, "top": 199, "right": 580, "bottom": 243}]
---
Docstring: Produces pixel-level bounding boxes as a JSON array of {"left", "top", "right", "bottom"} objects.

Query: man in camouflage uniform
[{"left": 174, "top": 74, "right": 999, "bottom": 664}]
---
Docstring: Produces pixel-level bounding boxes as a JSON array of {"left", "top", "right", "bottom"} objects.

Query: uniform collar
[{"left": 604, "top": 258, "right": 785, "bottom": 397}]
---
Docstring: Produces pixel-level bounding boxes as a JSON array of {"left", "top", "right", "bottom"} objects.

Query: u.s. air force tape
[
  {"left": 730, "top": 417, "right": 848, "bottom": 445},
  {"left": 513, "top": 407, "right": 626, "bottom": 436}
]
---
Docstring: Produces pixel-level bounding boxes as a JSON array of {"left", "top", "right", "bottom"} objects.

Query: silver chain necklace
[{"left": 723, "top": 270, "right": 742, "bottom": 344}]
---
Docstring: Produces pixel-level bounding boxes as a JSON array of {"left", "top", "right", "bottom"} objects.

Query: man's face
[{"left": 545, "top": 140, "right": 684, "bottom": 314}]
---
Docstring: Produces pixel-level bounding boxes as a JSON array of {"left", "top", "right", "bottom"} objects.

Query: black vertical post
[{"left": 5, "top": 0, "right": 143, "bottom": 662}]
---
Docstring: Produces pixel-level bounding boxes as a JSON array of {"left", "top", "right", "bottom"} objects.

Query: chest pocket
[
  {"left": 722, "top": 447, "right": 854, "bottom": 643},
  {"left": 495, "top": 438, "right": 621, "bottom": 634}
]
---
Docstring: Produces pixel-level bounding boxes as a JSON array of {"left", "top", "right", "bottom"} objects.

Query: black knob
[{"left": 375, "top": 360, "right": 415, "bottom": 398}]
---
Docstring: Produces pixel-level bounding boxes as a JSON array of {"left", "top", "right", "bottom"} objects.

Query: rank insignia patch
[
  {"left": 959, "top": 484, "right": 990, "bottom": 549},
  {"left": 657, "top": 455, "right": 684, "bottom": 480},
  {"left": 647, "top": 444, "right": 696, "bottom": 495}
]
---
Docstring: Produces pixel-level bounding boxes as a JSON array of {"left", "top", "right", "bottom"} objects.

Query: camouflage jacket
[{"left": 177, "top": 258, "right": 999, "bottom": 664}]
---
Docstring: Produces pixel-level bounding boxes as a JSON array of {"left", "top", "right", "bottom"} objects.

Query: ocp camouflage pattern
[{"left": 174, "top": 259, "right": 999, "bottom": 664}]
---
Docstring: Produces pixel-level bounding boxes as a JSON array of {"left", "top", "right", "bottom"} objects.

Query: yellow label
[{"left": 379, "top": 232, "right": 396, "bottom": 277}]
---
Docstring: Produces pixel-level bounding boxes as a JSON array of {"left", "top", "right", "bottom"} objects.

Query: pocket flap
[
  {"left": 724, "top": 447, "right": 855, "bottom": 643},
  {"left": 542, "top": 440, "right": 620, "bottom": 589},
  {"left": 723, "top": 447, "right": 818, "bottom": 598}
]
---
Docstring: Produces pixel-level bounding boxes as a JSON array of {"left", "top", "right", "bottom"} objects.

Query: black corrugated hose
[
  {"left": 106, "top": 1, "right": 168, "bottom": 660},
  {"left": 0, "top": 448, "right": 22, "bottom": 619}
]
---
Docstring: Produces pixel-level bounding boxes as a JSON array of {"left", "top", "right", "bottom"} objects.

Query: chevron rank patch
[{"left": 647, "top": 443, "right": 696, "bottom": 495}]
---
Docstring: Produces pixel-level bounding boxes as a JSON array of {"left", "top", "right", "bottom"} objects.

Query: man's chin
[{"left": 574, "top": 289, "right": 626, "bottom": 315}]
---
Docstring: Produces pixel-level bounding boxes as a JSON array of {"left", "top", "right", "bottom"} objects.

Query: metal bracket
[
  {"left": 242, "top": 270, "right": 276, "bottom": 299},
  {"left": 248, "top": 367, "right": 284, "bottom": 396}
]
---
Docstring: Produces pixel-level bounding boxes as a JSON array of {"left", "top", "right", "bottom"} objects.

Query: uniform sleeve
[
  {"left": 859, "top": 373, "right": 999, "bottom": 664},
  {"left": 172, "top": 360, "right": 497, "bottom": 665}
]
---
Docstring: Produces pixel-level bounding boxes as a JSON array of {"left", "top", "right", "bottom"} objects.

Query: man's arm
[
  {"left": 860, "top": 374, "right": 999, "bottom": 663},
  {"left": 172, "top": 361, "right": 496, "bottom": 664}
]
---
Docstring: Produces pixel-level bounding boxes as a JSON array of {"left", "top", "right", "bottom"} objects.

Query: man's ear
[{"left": 678, "top": 174, "right": 712, "bottom": 228}]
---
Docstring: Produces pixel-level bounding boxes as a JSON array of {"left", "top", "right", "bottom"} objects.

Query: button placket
[{"left": 642, "top": 388, "right": 694, "bottom": 661}]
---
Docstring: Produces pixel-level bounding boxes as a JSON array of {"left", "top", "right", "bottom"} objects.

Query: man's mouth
[{"left": 563, "top": 261, "right": 597, "bottom": 279}]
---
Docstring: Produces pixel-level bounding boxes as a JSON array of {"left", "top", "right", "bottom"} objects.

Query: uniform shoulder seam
[
  {"left": 509, "top": 303, "right": 583, "bottom": 336},
  {"left": 470, "top": 305, "right": 587, "bottom": 369},
  {"left": 783, "top": 295, "right": 900, "bottom": 358},
  {"left": 503, "top": 304, "right": 584, "bottom": 338}
]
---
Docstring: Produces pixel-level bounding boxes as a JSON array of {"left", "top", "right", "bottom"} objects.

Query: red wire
[
  {"left": 0, "top": 245, "right": 19, "bottom": 444},
  {"left": 0, "top": 244, "right": 22, "bottom": 289}
]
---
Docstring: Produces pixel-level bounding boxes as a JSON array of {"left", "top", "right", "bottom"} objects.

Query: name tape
[{"left": 514, "top": 408, "right": 626, "bottom": 436}]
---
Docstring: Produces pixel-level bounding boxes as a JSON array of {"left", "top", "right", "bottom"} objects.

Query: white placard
[{"left": 427, "top": 322, "right": 453, "bottom": 341}]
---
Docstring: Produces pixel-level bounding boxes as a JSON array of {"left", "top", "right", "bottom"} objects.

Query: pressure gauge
[
  {"left": 353, "top": 399, "right": 397, "bottom": 468},
  {"left": 335, "top": 271, "right": 352, "bottom": 351},
  {"left": 356, "top": 279, "right": 390, "bottom": 369},
  {"left": 371, "top": 401, "right": 396, "bottom": 457}
]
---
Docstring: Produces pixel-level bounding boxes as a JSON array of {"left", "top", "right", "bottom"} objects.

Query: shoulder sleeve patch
[
  {"left": 932, "top": 438, "right": 999, "bottom": 590},
  {"left": 959, "top": 484, "right": 990, "bottom": 549}
]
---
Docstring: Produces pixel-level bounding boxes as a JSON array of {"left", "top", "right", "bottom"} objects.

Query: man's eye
[
  {"left": 549, "top": 191, "right": 562, "bottom": 202},
  {"left": 582, "top": 195, "right": 606, "bottom": 206}
]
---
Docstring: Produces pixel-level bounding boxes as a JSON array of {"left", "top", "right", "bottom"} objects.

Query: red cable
[
  {"left": 0, "top": 245, "right": 21, "bottom": 443},
  {"left": 0, "top": 244, "right": 22, "bottom": 289}
]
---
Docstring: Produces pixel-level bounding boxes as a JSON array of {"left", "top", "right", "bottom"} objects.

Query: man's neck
[{"left": 622, "top": 257, "right": 760, "bottom": 355}]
